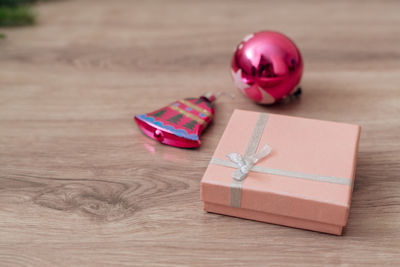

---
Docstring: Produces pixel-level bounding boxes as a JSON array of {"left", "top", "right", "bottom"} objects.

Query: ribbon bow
[{"left": 226, "top": 144, "right": 272, "bottom": 181}]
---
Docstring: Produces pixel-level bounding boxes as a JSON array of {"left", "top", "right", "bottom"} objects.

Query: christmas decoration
[
  {"left": 231, "top": 31, "right": 303, "bottom": 104},
  {"left": 134, "top": 93, "right": 215, "bottom": 148}
]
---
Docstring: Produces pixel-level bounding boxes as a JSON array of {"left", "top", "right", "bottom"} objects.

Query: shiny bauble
[{"left": 231, "top": 31, "right": 303, "bottom": 104}]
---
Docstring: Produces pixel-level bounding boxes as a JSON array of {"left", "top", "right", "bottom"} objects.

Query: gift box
[{"left": 200, "top": 109, "right": 361, "bottom": 235}]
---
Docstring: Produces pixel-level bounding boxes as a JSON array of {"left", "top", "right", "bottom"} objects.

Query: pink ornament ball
[{"left": 231, "top": 31, "right": 303, "bottom": 104}]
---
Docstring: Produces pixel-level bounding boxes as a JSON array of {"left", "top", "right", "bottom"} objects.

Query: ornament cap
[{"left": 202, "top": 92, "right": 216, "bottom": 103}]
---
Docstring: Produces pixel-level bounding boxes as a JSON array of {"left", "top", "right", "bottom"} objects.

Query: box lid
[{"left": 201, "top": 109, "right": 361, "bottom": 227}]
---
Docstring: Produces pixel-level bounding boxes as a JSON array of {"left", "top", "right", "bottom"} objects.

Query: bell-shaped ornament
[{"left": 134, "top": 93, "right": 215, "bottom": 148}]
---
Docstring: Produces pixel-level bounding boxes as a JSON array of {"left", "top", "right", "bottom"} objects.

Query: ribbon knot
[{"left": 226, "top": 144, "right": 272, "bottom": 181}]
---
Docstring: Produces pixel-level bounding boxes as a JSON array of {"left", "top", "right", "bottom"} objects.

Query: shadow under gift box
[{"left": 200, "top": 109, "right": 361, "bottom": 235}]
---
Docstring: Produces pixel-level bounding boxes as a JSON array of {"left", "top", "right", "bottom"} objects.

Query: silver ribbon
[
  {"left": 210, "top": 112, "right": 352, "bottom": 208},
  {"left": 227, "top": 144, "right": 272, "bottom": 181}
]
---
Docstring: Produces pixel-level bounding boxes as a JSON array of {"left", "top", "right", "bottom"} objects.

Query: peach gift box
[{"left": 200, "top": 109, "right": 361, "bottom": 235}]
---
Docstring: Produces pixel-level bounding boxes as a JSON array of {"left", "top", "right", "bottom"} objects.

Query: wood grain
[{"left": 0, "top": 0, "right": 400, "bottom": 265}]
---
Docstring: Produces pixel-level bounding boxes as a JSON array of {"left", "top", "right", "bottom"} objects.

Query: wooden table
[{"left": 1, "top": 0, "right": 399, "bottom": 265}]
